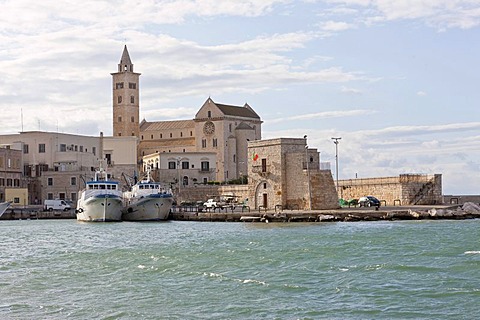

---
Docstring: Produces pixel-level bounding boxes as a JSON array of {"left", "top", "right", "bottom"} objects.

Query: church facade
[{"left": 112, "top": 46, "right": 263, "bottom": 185}]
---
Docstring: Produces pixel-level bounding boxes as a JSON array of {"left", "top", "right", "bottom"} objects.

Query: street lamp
[
  {"left": 304, "top": 135, "right": 312, "bottom": 210},
  {"left": 331, "top": 137, "right": 341, "bottom": 198}
]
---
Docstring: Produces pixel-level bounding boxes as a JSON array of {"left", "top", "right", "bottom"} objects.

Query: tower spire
[{"left": 118, "top": 45, "right": 133, "bottom": 72}]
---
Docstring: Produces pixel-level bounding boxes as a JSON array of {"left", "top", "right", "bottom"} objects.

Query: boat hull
[
  {"left": 0, "top": 201, "right": 11, "bottom": 218},
  {"left": 76, "top": 196, "right": 123, "bottom": 222},
  {"left": 122, "top": 195, "right": 173, "bottom": 221}
]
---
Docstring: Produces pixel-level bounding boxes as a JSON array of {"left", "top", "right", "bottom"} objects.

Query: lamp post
[
  {"left": 304, "top": 135, "right": 312, "bottom": 210},
  {"left": 331, "top": 137, "right": 341, "bottom": 198}
]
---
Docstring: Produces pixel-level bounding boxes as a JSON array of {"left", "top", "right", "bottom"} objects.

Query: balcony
[{"left": 252, "top": 165, "right": 270, "bottom": 176}]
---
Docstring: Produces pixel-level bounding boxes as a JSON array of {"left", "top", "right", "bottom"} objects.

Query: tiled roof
[
  {"left": 216, "top": 103, "right": 260, "bottom": 119},
  {"left": 235, "top": 122, "right": 253, "bottom": 130},
  {"left": 141, "top": 120, "right": 195, "bottom": 131}
]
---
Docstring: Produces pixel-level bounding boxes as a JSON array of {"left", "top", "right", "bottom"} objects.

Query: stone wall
[
  {"left": 338, "top": 174, "right": 442, "bottom": 205},
  {"left": 176, "top": 184, "right": 249, "bottom": 205},
  {"left": 310, "top": 170, "right": 340, "bottom": 210}
]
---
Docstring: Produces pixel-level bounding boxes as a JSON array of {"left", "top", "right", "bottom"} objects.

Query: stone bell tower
[{"left": 111, "top": 45, "right": 141, "bottom": 137}]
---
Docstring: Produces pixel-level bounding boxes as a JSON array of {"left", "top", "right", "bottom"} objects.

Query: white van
[{"left": 44, "top": 200, "right": 71, "bottom": 211}]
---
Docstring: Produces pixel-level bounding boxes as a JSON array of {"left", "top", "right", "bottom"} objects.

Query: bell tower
[{"left": 111, "top": 45, "right": 141, "bottom": 137}]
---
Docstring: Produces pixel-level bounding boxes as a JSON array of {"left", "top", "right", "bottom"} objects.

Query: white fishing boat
[
  {"left": 76, "top": 167, "right": 123, "bottom": 222},
  {"left": 0, "top": 201, "right": 11, "bottom": 218},
  {"left": 122, "top": 169, "right": 173, "bottom": 221}
]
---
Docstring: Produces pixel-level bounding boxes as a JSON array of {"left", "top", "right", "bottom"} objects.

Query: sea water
[{"left": 0, "top": 219, "right": 479, "bottom": 319}]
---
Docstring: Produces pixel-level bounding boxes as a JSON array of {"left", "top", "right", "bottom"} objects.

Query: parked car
[{"left": 358, "top": 196, "right": 381, "bottom": 207}]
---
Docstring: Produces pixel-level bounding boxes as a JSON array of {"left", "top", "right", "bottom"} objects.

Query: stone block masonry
[{"left": 338, "top": 174, "right": 442, "bottom": 205}]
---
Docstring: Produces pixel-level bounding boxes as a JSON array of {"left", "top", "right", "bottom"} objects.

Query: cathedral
[{"left": 112, "top": 46, "right": 263, "bottom": 184}]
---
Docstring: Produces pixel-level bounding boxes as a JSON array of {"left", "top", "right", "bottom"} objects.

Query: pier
[
  {"left": 169, "top": 202, "right": 480, "bottom": 222},
  {"left": 2, "top": 203, "right": 479, "bottom": 222}
]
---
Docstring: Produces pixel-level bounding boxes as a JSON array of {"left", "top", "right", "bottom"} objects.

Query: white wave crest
[{"left": 464, "top": 251, "right": 480, "bottom": 254}]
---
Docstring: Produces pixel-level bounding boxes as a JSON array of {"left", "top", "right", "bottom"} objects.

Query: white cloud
[
  {"left": 326, "top": 0, "right": 480, "bottom": 30},
  {"left": 341, "top": 86, "right": 362, "bottom": 94},
  {"left": 319, "top": 20, "right": 355, "bottom": 31},
  {"left": 267, "top": 109, "right": 376, "bottom": 123}
]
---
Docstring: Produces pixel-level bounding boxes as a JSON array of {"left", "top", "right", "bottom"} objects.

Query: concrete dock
[{"left": 2, "top": 203, "right": 479, "bottom": 222}]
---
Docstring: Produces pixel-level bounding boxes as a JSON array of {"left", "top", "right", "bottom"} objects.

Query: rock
[
  {"left": 317, "top": 214, "right": 335, "bottom": 222},
  {"left": 462, "top": 202, "right": 480, "bottom": 215},
  {"left": 409, "top": 210, "right": 420, "bottom": 219}
]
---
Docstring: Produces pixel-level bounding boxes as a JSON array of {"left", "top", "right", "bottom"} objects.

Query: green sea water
[{"left": 0, "top": 219, "right": 479, "bottom": 319}]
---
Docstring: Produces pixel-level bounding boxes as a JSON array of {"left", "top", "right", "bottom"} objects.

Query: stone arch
[{"left": 254, "top": 180, "right": 274, "bottom": 210}]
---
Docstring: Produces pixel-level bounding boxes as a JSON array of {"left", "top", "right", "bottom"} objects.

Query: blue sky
[{"left": 1, "top": 0, "right": 479, "bottom": 194}]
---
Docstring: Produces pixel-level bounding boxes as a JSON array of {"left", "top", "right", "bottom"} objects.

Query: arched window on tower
[
  {"left": 131, "top": 116, "right": 134, "bottom": 122},
  {"left": 118, "top": 96, "right": 122, "bottom": 103},
  {"left": 130, "top": 96, "right": 134, "bottom": 103}
]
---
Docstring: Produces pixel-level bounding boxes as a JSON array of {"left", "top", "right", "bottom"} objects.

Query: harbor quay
[
  {"left": 169, "top": 202, "right": 480, "bottom": 222},
  {"left": 3, "top": 202, "right": 479, "bottom": 222}
]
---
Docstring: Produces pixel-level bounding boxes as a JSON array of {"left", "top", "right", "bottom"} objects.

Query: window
[
  {"left": 168, "top": 161, "right": 176, "bottom": 169},
  {"left": 190, "top": 131, "right": 193, "bottom": 136},
  {"left": 201, "top": 161, "right": 209, "bottom": 171},
  {"left": 39, "top": 143, "right": 46, "bottom": 153},
  {"left": 48, "top": 178, "right": 53, "bottom": 186},
  {"left": 47, "top": 193, "right": 53, "bottom": 200},
  {"left": 92, "top": 147, "right": 96, "bottom": 155},
  {"left": 202, "top": 139, "right": 206, "bottom": 148},
  {"left": 213, "top": 139, "right": 217, "bottom": 148},
  {"left": 14, "top": 179, "right": 20, "bottom": 187},
  {"left": 207, "top": 111, "right": 211, "bottom": 118},
  {"left": 118, "top": 96, "right": 122, "bottom": 103},
  {"left": 71, "top": 193, "right": 77, "bottom": 202},
  {"left": 130, "top": 96, "right": 134, "bottom": 103},
  {"left": 160, "top": 134, "right": 163, "bottom": 139},
  {"left": 262, "top": 158, "right": 267, "bottom": 172},
  {"left": 170, "top": 133, "right": 172, "bottom": 138},
  {"left": 118, "top": 116, "right": 122, "bottom": 122},
  {"left": 229, "top": 124, "right": 232, "bottom": 132},
  {"left": 183, "top": 176, "right": 188, "bottom": 186},
  {"left": 264, "top": 183, "right": 267, "bottom": 189},
  {"left": 180, "top": 132, "right": 183, "bottom": 137},
  {"left": 151, "top": 135, "right": 153, "bottom": 139},
  {"left": 60, "top": 144, "right": 66, "bottom": 152},
  {"left": 0, "top": 178, "right": 4, "bottom": 186},
  {"left": 182, "top": 161, "right": 189, "bottom": 169},
  {"left": 116, "top": 82, "right": 124, "bottom": 89},
  {"left": 80, "top": 146, "right": 84, "bottom": 152},
  {"left": 71, "top": 177, "right": 77, "bottom": 186},
  {"left": 14, "top": 197, "right": 20, "bottom": 204},
  {"left": 131, "top": 116, "right": 134, "bottom": 122},
  {"left": 23, "top": 144, "right": 29, "bottom": 154},
  {"left": 233, "top": 154, "right": 236, "bottom": 163},
  {"left": 59, "top": 193, "right": 65, "bottom": 200},
  {"left": 129, "top": 82, "right": 136, "bottom": 89},
  {"left": 203, "top": 177, "right": 208, "bottom": 184}
]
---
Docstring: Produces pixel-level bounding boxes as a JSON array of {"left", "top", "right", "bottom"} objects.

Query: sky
[{"left": 0, "top": 0, "right": 479, "bottom": 195}]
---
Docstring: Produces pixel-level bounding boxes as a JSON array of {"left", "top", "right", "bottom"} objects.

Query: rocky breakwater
[
  {"left": 401, "top": 202, "right": 480, "bottom": 220},
  {"left": 257, "top": 203, "right": 480, "bottom": 223},
  {"left": 332, "top": 202, "right": 480, "bottom": 222}
]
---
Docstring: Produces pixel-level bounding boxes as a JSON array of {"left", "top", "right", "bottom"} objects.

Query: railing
[{"left": 251, "top": 165, "right": 270, "bottom": 174}]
